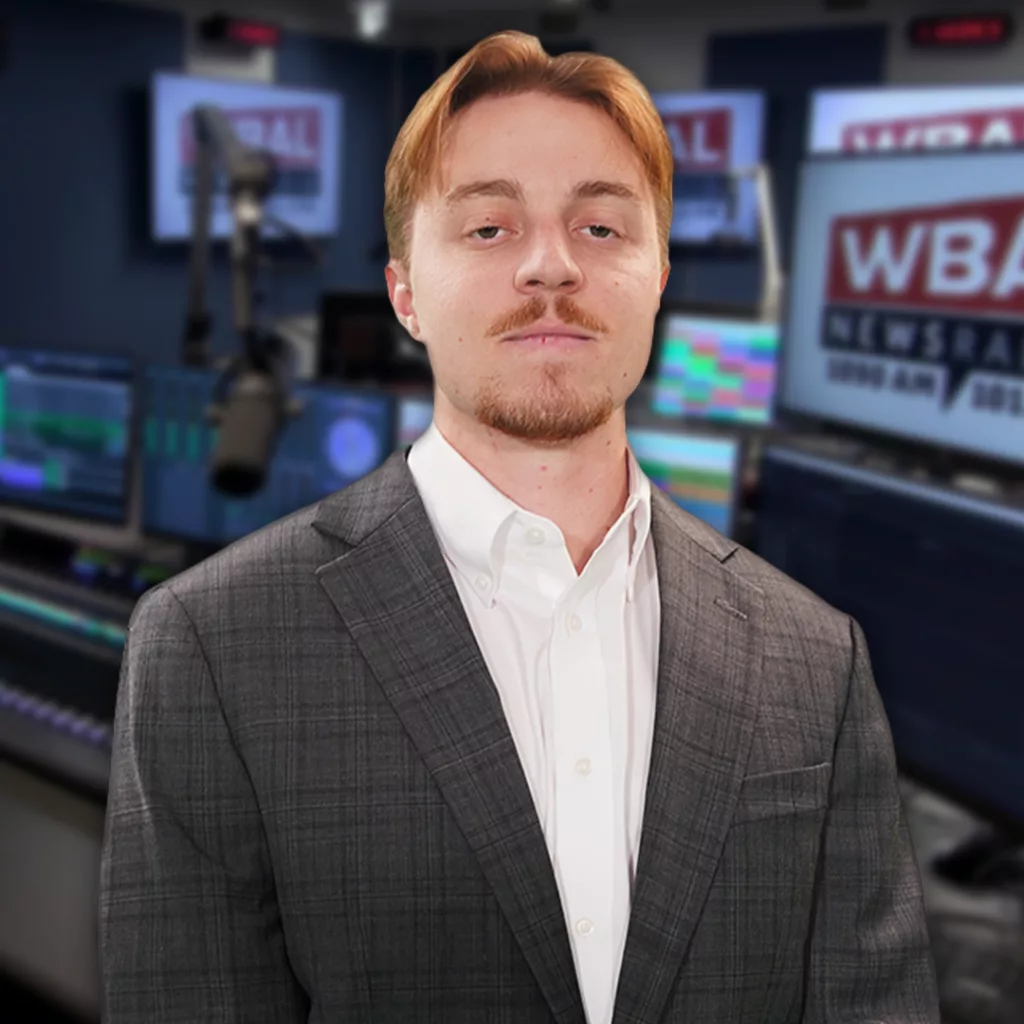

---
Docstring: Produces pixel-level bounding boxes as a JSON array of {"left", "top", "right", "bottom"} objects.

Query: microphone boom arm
[{"left": 182, "top": 104, "right": 277, "bottom": 366}]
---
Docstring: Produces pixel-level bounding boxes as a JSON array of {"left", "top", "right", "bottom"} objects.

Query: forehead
[{"left": 433, "top": 91, "right": 650, "bottom": 200}]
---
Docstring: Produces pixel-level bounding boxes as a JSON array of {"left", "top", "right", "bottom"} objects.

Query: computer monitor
[
  {"left": 807, "top": 84, "right": 1024, "bottom": 156},
  {"left": 781, "top": 148, "right": 1024, "bottom": 468},
  {"left": 651, "top": 311, "right": 779, "bottom": 425},
  {"left": 141, "top": 366, "right": 396, "bottom": 545},
  {"left": 397, "top": 393, "right": 433, "bottom": 448},
  {"left": 151, "top": 72, "right": 342, "bottom": 242},
  {"left": 651, "top": 91, "right": 766, "bottom": 247},
  {"left": 756, "top": 444, "right": 1024, "bottom": 833},
  {"left": 0, "top": 348, "right": 134, "bottom": 524},
  {"left": 627, "top": 425, "right": 742, "bottom": 538}
]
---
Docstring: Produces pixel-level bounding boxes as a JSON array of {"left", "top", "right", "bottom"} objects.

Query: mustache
[{"left": 486, "top": 295, "right": 609, "bottom": 337}]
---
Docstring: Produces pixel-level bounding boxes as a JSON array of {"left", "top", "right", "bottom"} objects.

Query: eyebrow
[{"left": 443, "top": 178, "right": 643, "bottom": 207}]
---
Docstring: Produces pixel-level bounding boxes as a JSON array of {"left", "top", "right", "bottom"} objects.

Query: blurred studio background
[{"left": 0, "top": 0, "right": 1023, "bottom": 1020}]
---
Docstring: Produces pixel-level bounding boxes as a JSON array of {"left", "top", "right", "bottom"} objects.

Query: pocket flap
[{"left": 732, "top": 761, "right": 832, "bottom": 824}]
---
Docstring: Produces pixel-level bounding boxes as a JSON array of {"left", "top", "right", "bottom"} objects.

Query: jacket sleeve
[
  {"left": 802, "top": 617, "right": 942, "bottom": 1023},
  {"left": 100, "top": 584, "right": 308, "bottom": 1023}
]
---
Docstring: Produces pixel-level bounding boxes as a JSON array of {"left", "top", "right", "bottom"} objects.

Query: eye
[
  {"left": 583, "top": 224, "right": 618, "bottom": 239},
  {"left": 470, "top": 225, "right": 505, "bottom": 240}
]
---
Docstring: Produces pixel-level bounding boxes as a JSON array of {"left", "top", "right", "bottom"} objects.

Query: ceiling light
[{"left": 352, "top": 0, "right": 390, "bottom": 40}]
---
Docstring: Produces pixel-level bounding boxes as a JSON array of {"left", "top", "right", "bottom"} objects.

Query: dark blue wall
[{"left": 0, "top": 0, "right": 400, "bottom": 365}]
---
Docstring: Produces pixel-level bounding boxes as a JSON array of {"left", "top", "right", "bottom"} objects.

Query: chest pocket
[{"left": 731, "top": 761, "right": 832, "bottom": 825}]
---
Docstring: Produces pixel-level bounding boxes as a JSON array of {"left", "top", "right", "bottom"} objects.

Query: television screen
[
  {"left": 652, "top": 91, "right": 765, "bottom": 246},
  {"left": 808, "top": 85, "right": 1024, "bottom": 155},
  {"left": 0, "top": 348, "right": 134, "bottom": 524},
  {"left": 151, "top": 72, "right": 343, "bottom": 241},
  {"left": 757, "top": 444, "right": 1024, "bottom": 830},
  {"left": 782, "top": 150, "right": 1024, "bottom": 466},
  {"left": 651, "top": 312, "right": 779, "bottom": 424},
  {"left": 141, "top": 367, "right": 394, "bottom": 545},
  {"left": 627, "top": 426, "right": 741, "bottom": 537}
]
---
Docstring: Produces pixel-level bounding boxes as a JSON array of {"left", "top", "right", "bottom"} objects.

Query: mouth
[{"left": 503, "top": 329, "right": 594, "bottom": 350}]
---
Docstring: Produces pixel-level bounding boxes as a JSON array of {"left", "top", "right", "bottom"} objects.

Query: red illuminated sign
[
  {"left": 907, "top": 13, "right": 1013, "bottom": 48},
  {"left": 198, "top": 14, "right": 281, "bottom": 49},
  {"left": 227, "top": 22, "right": 280, "bottom": 47}
]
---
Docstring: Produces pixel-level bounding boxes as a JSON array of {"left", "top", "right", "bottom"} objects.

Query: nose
[{"left": 513, "top": 226, "right": 583, "bottom": 295}]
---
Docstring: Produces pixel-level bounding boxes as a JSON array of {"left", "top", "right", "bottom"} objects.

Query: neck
[{"left": 433, "top": 401, "right": 631, "bottom": 575}]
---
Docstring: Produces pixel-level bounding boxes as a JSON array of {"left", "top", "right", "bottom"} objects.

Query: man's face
[{"left": 387, "top": 91, "right": 669, "bottom": 444}]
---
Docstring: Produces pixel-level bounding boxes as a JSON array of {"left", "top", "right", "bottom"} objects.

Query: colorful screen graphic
[
  {"left": 627, "top": 427, "right": 741, "bottom": 537},
  {"left": 652, "top": 314, "right": 778, "bottom": 424}
]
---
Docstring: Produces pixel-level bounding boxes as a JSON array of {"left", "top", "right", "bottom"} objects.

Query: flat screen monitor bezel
[
  {"left": 775, "top": 148, "right": 1024, "bottom": 477},
  {"left": 805, "top": 83, "right": 1024, "bottom": 157},
  {"left": 149, "top": 70, "right": 344, "bottom": 244}
]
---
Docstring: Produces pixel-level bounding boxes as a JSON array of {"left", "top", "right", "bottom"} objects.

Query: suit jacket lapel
[
  {"left": 312, "top": 456, "right": 587, "bottom": 1024},
  {"left": 612, "top": 488, "right": 766, "bottom": 1024}
]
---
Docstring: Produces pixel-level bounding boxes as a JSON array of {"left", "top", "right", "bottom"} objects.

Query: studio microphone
[
  {"left": 189, "top": 105, "right": 296, "bottom": 498},
  {"left": 206, "top": 339, "right": 302, "bottom": 498}
]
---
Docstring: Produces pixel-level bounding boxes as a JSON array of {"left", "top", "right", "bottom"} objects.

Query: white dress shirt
[{"left": 407, "top": 423, "right": 661, "bottom": 1024}]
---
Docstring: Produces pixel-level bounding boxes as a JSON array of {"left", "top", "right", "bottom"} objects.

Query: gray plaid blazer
[{"left": 100, "top": 449, "right": 940, "bottom": 1023}]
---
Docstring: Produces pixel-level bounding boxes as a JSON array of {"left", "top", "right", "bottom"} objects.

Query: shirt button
[
  {"left": 475, "top": 574, "right": 491, "bottom": 591},
  {"left": 575, "top": 918, "right": 595, "bottom": 937},
  {"left": 566, "top": 613, "right": 582, "bottom": 633},
  {"left": 525, "top": 527, "right": 546, "bottom": 546},
  {"left": 575, "top": 758, "right": 592, "bottom": 777}
]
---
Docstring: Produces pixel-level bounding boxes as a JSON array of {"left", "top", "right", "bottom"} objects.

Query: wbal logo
[
  {"left": 179, "top": 106, "right": 324, "bottom": 197},
  {"left": 841, "top": 106, "right": 1024, "bottom": 152},
  {"left": 662, "top": 108, "right": 732, "bottom": 173},
  {"left": 821, "top": 196, "right": 1024, "bottom": 408}
]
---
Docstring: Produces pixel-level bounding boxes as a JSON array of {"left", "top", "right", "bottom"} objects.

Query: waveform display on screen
[
  {"left": 0, "top": 348, "right": 133, "bottom": 523},
  {"left": 651, "top": 314, "right": 778, "bottom": 424},
  {"left": 141, "top": 366, "right": 395, "bottom": 545},
  {"left": 627, "top": 426, "right": 741, "bottom": 537}
]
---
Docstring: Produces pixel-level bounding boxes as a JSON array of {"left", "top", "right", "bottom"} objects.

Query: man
[{"left": 101, "top": 30, "right": 940, "bottom": 1024}]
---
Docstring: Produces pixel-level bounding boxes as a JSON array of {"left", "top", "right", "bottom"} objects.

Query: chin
[{"left": 474, "top": 379, "right": 616, "bottom": 444}]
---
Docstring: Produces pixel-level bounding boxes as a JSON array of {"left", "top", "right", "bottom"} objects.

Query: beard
[{"left": 473, "top": 362, "right": 615, "bottom": 443}]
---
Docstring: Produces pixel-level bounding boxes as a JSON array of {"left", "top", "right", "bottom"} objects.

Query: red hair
[{"left": 384, "top": 31, "right": 673, "bottom": 269}]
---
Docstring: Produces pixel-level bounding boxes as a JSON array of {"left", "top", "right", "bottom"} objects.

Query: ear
[
  {"left": 386, "top": 260, "right": 421, "bottom": 339},
  {"left": 659, "top": 263, "right": 671, "bottom": 296}
]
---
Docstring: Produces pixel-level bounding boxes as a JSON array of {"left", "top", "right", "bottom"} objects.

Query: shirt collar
[
  {"left": 407, "top": 423, "right": 517, "bottom": 606},
  {"left": 622, "top": 448, "right": 652, "bottom": 603},
  {"left": 407, "top": 422, "right": 652, "bottom": 606}
]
